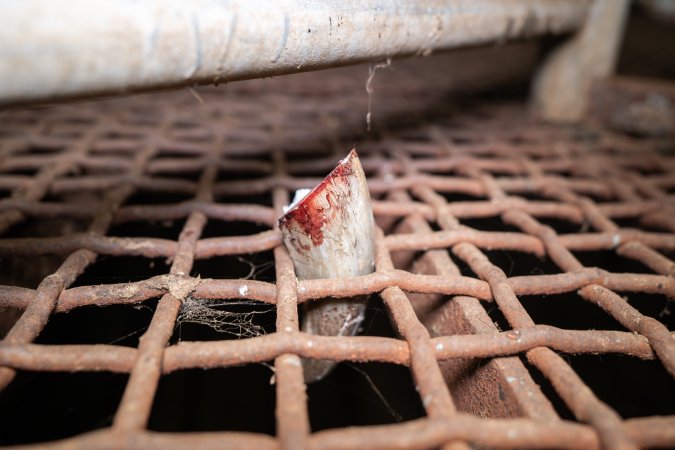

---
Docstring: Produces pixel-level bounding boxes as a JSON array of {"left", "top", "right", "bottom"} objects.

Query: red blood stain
[{"left": 279, "top": 150, "right": 357, "bottom": 247}]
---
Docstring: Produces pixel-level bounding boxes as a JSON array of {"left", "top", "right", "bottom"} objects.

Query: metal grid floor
[{"left": 0, "top": 67, "right": 674, "bottom": 450}]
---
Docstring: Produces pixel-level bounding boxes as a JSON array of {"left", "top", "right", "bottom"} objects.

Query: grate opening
[
  {"left": 213, "top": 192, "right": 274, "bottom": 207},
  {"left": 125, "top": 191, "right": 194, "bottom": 206},
  {"left": 15, "top": 145, "right": 66, "bottom": 156},
  {"left": 457, "top": 217, "right": 520, "bottom": 233},
  {"left": 625, "top": 293, "right": 674, "bottom": 328},
  {"left": 216, "top": 169, "right": 270, "bottom": 181},
  {"left": 191, "top": 251, "right": 275, "bottom": 280},
  {"left": 535, "top": 217, "right": 587, "bottom": 234},
  {"left": 148, "top": 365, "right": 277, "bottom": 434},
  {"left": 307, "top": 362, "right": 425, "bottom": 431},
  {"left": 3, "top": 217, "right": 88, "bottom": 240},
  {"left": 0, "top": 372, "right": 127, "bottom": 445},
  {"left": 479, "top": 300, "right": 511, "bottom": 332},
  {"left": 566, "top": 354, "right": 675, "bottom": 418},
  {"left": 574, "top": 250, "right": 667, "bottom": 274},
  {"left": 36, "top": 300, "right": 157, "bottom": 346},
  {"left": 108, "top": 220, "right": 187, "bottom": 239},
  {"left": 612, "top": 217, "right": 670, "bottom": 233},
  {"left": 520, "top": 356, "right": 577, "bottom": 421},
  {"left": 200, "top": 220, "right": 270, "bottom": 239},
  {"left": 518, "top": 294, "right": 627, "bottom": 331},
  {"left": 440, "top": 192, "right": 488, "bottom": 203},
  {"left": 479, "top": 250, "right": 560, "bottom": 277},
  {"left": 359, "top": 299, "right": 396, "bottom": 338},
  {"left": 71, "top": 257, "right": 171, "bottom": 286}
]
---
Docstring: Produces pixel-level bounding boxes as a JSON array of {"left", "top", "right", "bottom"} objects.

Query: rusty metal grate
[{"left": 0, "top": 65, "right": 674, "bottom": 450}]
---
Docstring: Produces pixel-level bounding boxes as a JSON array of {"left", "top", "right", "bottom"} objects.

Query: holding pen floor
[{"left": 0, "top": 57, "right": 674, "bottom": 449}]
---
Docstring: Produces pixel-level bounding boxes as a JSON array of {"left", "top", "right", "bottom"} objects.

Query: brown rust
[{"left": 0, "top": 78, "right": 674, "bottom": 450}]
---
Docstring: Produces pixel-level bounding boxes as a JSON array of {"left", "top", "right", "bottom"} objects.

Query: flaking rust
[{"left": 279, "top": 149, "right": 375, "bottom": 382}]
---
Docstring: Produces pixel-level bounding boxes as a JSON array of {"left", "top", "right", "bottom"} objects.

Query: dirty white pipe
[{"left": 0, "top": 0, "right": 590, "bottom": 105}]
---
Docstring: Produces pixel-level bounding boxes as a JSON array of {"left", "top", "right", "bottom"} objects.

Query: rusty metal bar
[
  {"left": 0, "top": 326, "right": 663, "bottom": 375},
  {"left": 426, "top": 131, "right": 643, "bottom": 449},
  {"left": 271, "top": 149, "right": 311, "bottom": 450},
  {"left": 112, "top": 124, "right": 220, "bottom": 431},
  {"left": 0, "top": 122, "right": 162, "bottom": 389},
  {"left": 1, "top": 69, "right": 674, "bottom": 450}
]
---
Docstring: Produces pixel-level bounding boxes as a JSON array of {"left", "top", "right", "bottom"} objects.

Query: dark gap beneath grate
[
  {"left": 284, "top": 150, "right": 333, "bottom": 163},
  {"left": 566, "top": 354, "right": 675, "bottom": 418},
  {"left": 452, "top": 251, "right": 481, "bottom": 280},
  {"left": 0, "top": 255, "right": 67, "bottom": 290},
  {"left": 513, "top": 191, "right": 554, "bottom": 202},
  {"left": 489, "top": 171, "right": 521, "bottom": 178},
  {"left": 36, "top": 299, "right": 159, "bottom": 346},
  {"left": 573, "top": 250, "right": 659, "bottom": 274},
  {"left": 148, "top": 365, "right": 276, "bottom": 434},
  {"left": 534, "top": 217, "right": 586, "bottom": 234},
  {"left": 75, "top": 165, "right": 130, "bottom": 176},
  {"left": 217, "top": 169, "right": 270, "bottom": 181},
  {"left": 520, "top": 355, "right": 576, "bottom": 421},
  {"left": 90, "top": 147, "right": 138, "bottom": 158},
  {"left": 191, "top": 251, "right": 275, "bottom": 281},
  {"left": 0, "top": 372, "right": 127, "bottom": 445},
  {"left": 101, "top": 131, "right": 145, "bottom": 140},
  {"left": 108, "top": 219, "right": 186, "bottom": 239},
  {"left": 630, "top": 167, "right": 665, "bottom": 176},
  {"left": 582, "top": 192, "right": 617, "bottom": 204},
  {"left": 404, "top": 150, "right": 440, "bottom": 160},
  {"left": 287, "top": 162, "right": 345, "bottom": 177},
  {"left": 153, "top": 170, "right": 202, "bottom": 182},
  {"left": 625, "top": 293, "right": 674, "bottom": 329},
  {"left": 613, "top": 217, "right": 673, "bottom": 233},
  {"left": 0, "top": 217, "right": 89, "bottom": 288},
  {"left": 214, "top": 192, "right": 273, "bottom": 207},
  {"left": 304, "top": 296, "right": 424, "bottom": 429},
  {"left": 70, "top": 256, "right": 171, "bottom": 287},
  {"left": 125, "top": 191, "right": 194, "bottom": 206},
  {"left": 2, "top": 217, "right": 89, "bottom": 239},
  {"left": 154, "top": 151, "right": 204, "bottom": 159},
  {"left": 459, "top": 217, "right": 521, "bottom": 233},
  {"left": 14, "top": 144, "right": 65, "bottom": 155},
  {"left": 226, "top": 150, "right": 274, "bottom": 161},
  {"left": 417, "top": 167, "right": 462, "bottom": 176},
  {"left": 479, "top": 299, "right": 511, "bottom": 332},
  {"left": 544, "top": 169, "right": 573, "bottom": 177},
  {"left": 169, "top": 133, "right": 213, "bottom": 144},
  {"left": 519, "top": 293, "right": 626, "bottom": 331},
  {"left": 441, "top": 192, "right": 488, "bottom": 203},
  {"left": 358, "top": 296, "right": 398, "bottom": 338},
  {"left": 2, "top": 168, "right": 39, "bottom": 177},
  {"left": 307, "top": 362, "right": 425, "bottom": 431},
  {"left": 482, "top": 250, "right": 560, "bottom": 277}
]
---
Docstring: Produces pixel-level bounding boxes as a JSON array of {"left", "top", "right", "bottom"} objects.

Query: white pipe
[{"left": 0, "top": 0, "right": 590, "bottom": 105}]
